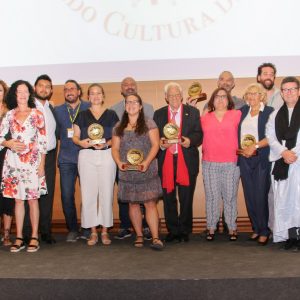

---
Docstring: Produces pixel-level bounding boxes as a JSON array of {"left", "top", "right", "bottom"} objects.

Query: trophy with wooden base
[
  {"left": 122, "top": 148, "right": 144, "bottom": 171},
  {"left": 88, "top": 123, "right": 105, "bottom": 145},
  {"left": 187, "top": 81, "right": 207, "bottom": 105},
  {"left": 237, "top": 134, "right": 257, "bottom": 156},
  {"left": 162, "top": 123, "right": 182, "bottom": 144}
]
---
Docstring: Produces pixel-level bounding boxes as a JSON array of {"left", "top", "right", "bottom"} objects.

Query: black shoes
[
  {"left": 164, "top": 233, "right": 190, "bottom": 243},
  {"left": 41, "top": 234, "right": 56, "bottom": 244},
  {"left": 181, "top": 233, "right": 190, "bottom": 242},
  {"left": 164, "top": 233, "right": 182, "bottom": 243},
  {"left": 280, "top": 239, "right": 298, "bottom": 251}
]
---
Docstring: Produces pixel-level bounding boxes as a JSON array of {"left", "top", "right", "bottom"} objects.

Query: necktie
[{"left": 170, "top": 111, "right": 177, "bottom": 154}]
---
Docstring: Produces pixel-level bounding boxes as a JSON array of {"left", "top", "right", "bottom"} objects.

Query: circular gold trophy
[
  {"left": 187, "top": 82, "right": 207, "bottom": 105},
  {"left": 87, "top": 123, "right": 105, "bottom": 145},
  {"left": 123, "top": 148, "right": 144, "bottom": 171},
  {"left": 163, "top": 123, "right": 181, "bottom": 144},
  {"left": 237, "top": 134, "right": 257, "bottom": 155}
]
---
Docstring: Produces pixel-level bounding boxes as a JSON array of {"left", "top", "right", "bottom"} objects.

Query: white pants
[{"left": 78, "top": 149, "right": 116, "bottom": 228}]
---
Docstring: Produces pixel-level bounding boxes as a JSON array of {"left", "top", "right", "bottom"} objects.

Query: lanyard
[{"left": 67, "top": 102, "right": 81, "bottom": 124}]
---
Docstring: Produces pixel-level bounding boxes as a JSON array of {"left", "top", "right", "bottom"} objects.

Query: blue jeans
[{"left": 59, "top": 163, "right": 79, "bottom": 232}]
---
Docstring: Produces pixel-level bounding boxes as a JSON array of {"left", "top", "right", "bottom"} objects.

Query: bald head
[
  {"left": 217, "top": 71, "right": 235, "bottom": 93},
  {"left": 121, "top": 77, "right": 137, "bottom": 97}
]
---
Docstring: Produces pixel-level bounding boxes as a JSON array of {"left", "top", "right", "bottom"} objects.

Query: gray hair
[{"left": 164, "top": 82, "right": 183, "bottom": 95}]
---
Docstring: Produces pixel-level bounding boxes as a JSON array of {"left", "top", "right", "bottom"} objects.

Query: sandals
[
  {"left": 134, "top": 236, "right": 144, "bottom": 248},
  {"left": 101, "top": 232, "right": 111, "bottom": 246},
  {"left": 248, "top": 233, "right": 259, "bottom": 241},
  {"left": 150, "top": 238, "right": 164, "bottom": 251},
  {"left": 229, "top": 231, "right": 238, "bottom": 242},
  {"left": 87, "top": 232, "right": 98, "bottom": 246},
  {"left": 27, "top": 237, "right": 40, "bottom": 253},
  {"left": 258, "top": 235, "right": 269, "bottom": 246},
  {"left": 206, "top": 231, "right": 215, "bottom": 241},
  {"left": 10, "top": 237, "right": 26, "bottom": 253}
]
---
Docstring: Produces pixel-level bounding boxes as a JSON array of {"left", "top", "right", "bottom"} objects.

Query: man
[
  {"left": 34, "top": 75, "right": 57, "bottom": 244},
  {"left": 111, "top": 77, "right": 153, "bottom": 240},
  {"left": 266, "top": 76, "right": 300, "bottom": 250},
  {"left": 201, "top": 71, "right": 245, "bottom": 114},
  {"left": 111, "top": 77, "right": 154, "bottom": 120},
  {"left": 23, "top": 75, "right": 57, "bottom": 244},
  {"left": 257, "top": 62, "right": 284, "bottom": 110},
  {"left": 153, "top": 82, "right": 203, "bottom": 242},
  {"left": 54, "top": 80, "right": 90, "bottom": 242}
]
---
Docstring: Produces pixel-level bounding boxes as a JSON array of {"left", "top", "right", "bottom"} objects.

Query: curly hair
[
  {"left": 0, "top": 80, "right": 8, "bottom": 100},
  {"left": 243, "top": 83, "right": 267, "bottom": 104},
  {"left": 5, "top": 80, "right": 36, "bottom": 110},
  {"left": 114, "top": 93, "right": 148, "bottom": 137},
  {"left": 207, "top": 87, "right": 234, "bottom": 112}
]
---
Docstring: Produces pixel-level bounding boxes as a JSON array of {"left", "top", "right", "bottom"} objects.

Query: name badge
[{"left": 67, "top": 128, "right": 74, "bottom": 138}]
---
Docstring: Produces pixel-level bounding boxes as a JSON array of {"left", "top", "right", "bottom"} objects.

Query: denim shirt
[{"left": 54, "top": 100, "right": 90, "bottom": 165}]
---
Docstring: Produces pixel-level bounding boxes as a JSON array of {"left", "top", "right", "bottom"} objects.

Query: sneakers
[
  {"left": 143, "top": 227, "right": 152, "bottom": 240},
  {"left": 66, "top": 231, "right": 79, "bottom": 242},
  {"left": 114, "top": 229, "right": 132, "bottom": 240},
  {"left": 78, "top": 228, "right": 91, "bottom": 240}
]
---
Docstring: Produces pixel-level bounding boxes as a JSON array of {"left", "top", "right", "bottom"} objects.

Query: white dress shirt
[{"left": 35, "top": 99, "right": 57, "bottom": 152}]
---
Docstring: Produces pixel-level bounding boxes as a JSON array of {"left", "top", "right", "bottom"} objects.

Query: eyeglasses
[
  {"left": 125, "top": 100, "right": 139, "bottom": 105},
  {"left": 64, "top": 87, "right": 78, "bottom": 92},
  {"left": 214, "top": 95, "right": 227, "bottom": 100},
  {"left": 281, "top": 87, "right": 299, "bottom": 94},
  {"left": 246, "top": 92, "right": 261, "bottom": 97},
  {"left": 167, "top": 93, "right": 182, "bottom": 99}
]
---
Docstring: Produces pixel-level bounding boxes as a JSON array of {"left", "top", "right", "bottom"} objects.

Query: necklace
[{"left": 129, "top": 122, "right": 137, "bottom": 129}]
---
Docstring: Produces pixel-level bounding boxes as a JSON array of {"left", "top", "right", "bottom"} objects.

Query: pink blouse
[{"left": 201, "top": 110, "right": 241, "bottom": 163}]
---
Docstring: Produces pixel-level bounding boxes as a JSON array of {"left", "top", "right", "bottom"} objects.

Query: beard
[
  {"left": 261, "top": 79, "right": 274, "bottom": 91},
  {"left": 35, "top": 92, "right": 51, "bottom": 101},
  {"left": 65, "top": 95, "right": 79, "bottom": 103}
]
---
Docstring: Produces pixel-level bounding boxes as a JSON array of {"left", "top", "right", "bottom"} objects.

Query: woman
[
  {"left": 112, "top": 93, "right": 164, "bottom": 250},
  {"left": 0, "top": 80, "right": 14, "bottom": 246},
  {"left": 201, "top": 88, "right": 241, "bottom": 241},
  {"left": 0, "top": 80, "right": 47, "bottom": 252},
  {"left": 238, "top": 83, "right": 274, "bottom": 245},
  {"left": 73, "top": 83, "right": 119, "bottom": 246}
]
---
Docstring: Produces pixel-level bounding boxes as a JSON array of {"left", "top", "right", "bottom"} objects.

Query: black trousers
[
  {"left": 162, "top": 156, "right": 197, "bottom": 235},
  {"left": 239, "top": 155, "right": 271, "bottom": 236},
  {"left": 24, "top": 149, "right": 57, "bottom": 237}
]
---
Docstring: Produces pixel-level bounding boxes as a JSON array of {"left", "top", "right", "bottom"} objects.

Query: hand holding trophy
[
  {"left": 237, "top": 134, "right": 257, "bottom": 157},
  {"left": 122, "top": 148, "right": 144, "bottom": 171},
  {"left": 88, "top": 123, "right": 105, "bottom": 145},
  {"left": 186, "top": 82, "right": 207, "bottom": 107},
  {"left": 162, "top": 123, "right": 182, "bottom": 144}
]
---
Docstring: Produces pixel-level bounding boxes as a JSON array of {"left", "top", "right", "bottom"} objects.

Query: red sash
[{"left": 162, "top": 106, "right": 190, "bottom": 193}]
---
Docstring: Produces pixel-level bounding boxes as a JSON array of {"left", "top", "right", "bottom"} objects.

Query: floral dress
[{"left": 0, "top": 108, "right": 47, "bottom": 200}]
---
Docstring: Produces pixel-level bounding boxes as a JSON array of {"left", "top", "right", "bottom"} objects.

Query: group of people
[{"left": 0, "top": 62, "right": 299, "bottom": 252}]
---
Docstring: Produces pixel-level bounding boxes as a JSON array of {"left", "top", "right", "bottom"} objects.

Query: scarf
[
  {"left": 162, "top": 106, "right": 190, "bottom": 193},
  {"left": 272, "top": 98, "right": 300, "bottom": 181}
]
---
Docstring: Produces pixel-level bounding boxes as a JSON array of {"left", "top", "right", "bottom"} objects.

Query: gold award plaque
[
  {"left": 188, "top": 82, "right": 207, "bottom": 103},
  {"left": 87, "top": 123, "right": 105, "bottom": 145},
  {"left": 237, "top": 134, "right": 257, "bottom": 155},
  {"left": 123, "top": 149, "right": 144, "bottom": 171},
  {"left": 163, "top": 123, "right": 181, "bottom": 144}
]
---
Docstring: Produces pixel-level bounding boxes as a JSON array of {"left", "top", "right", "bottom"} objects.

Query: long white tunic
[{"left": 266, "top": 109, "right": 300, "bottom": 242}]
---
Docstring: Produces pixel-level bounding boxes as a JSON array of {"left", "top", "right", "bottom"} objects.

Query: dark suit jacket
[
  {"left": 238, "top": 105, "right": 274, "bottom": 167},
  {"left": 153, "top": 104, "right": 203, "bottom": 177}
]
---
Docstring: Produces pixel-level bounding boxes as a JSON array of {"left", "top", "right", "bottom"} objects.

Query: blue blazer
[{"left": 238, "top": 105, "right": 274, "bottom": 168}]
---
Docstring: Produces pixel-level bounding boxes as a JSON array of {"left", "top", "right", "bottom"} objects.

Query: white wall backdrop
[{"left": 1, "top": 0, "right": 299, "bottom": 84}]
